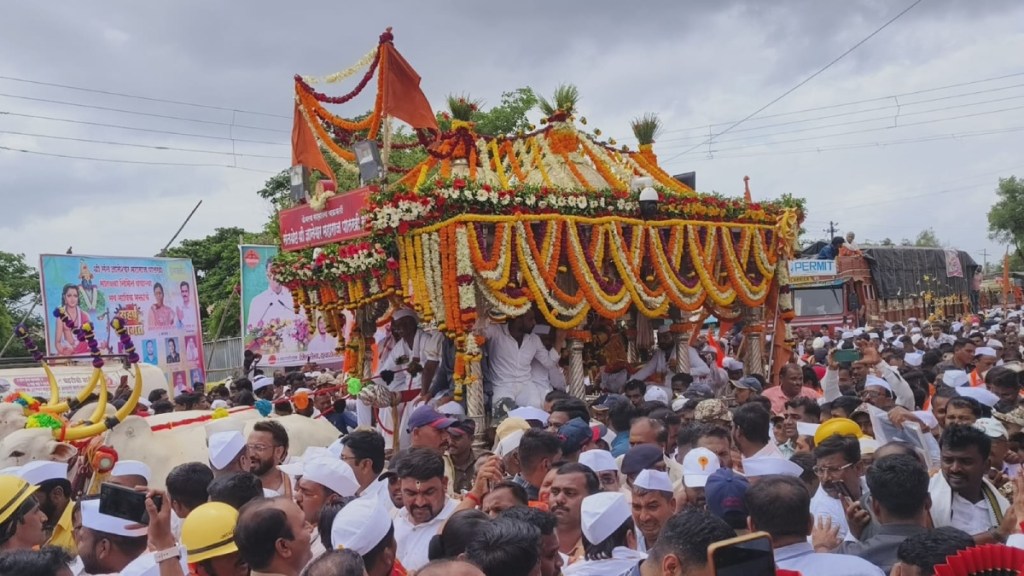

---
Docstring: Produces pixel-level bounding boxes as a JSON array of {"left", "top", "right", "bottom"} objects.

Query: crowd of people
[{"left": 2, "top": 305, "right": 1024, "bottom": 576}]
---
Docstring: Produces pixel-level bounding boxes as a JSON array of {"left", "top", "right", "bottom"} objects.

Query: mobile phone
[
  {"left": 834, "top": 349, "right": 862, "bottom": 363},
  {"left": 708, "top": 531, "right": 775, "bottom": 576},
  {"left": 99, "top": 483, "right": 162, "bottom": 525}
]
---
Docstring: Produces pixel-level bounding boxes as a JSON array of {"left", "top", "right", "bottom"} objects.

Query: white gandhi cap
[
  {"left": 301, "top": 457, "right": 360, "bottom": 498},
  {"left": 331, "top": 496, "right": 393, "bottom": 554},
  {"left": 208, "top": 431, "right": 246, "bottom": 470},
  {"left": 578, "top": 449, "right": 618, "bottom": 474},
  {"left": 15, "top": 461, "right": 68, "bottom": 486},
  {"left": 742, "top": 456, "right": 804, "bottom": 478},
  {"left": 80, "top": 498, "right": 148, "bottom": 537},
  {"left": 634, "top": 469, "right": 674, "bottom": 492},
  {"left": 110, "top": 460, "right": 151, "bottom": 483},
  {"left": 581, "top": 491, "right": 631, "bottom": 545}
]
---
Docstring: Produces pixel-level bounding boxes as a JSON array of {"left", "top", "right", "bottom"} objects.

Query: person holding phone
[
  {"left": 745, "top": 476, "right": 885, "bottom": 575},
  {"left": 809, "top": 435, "right": 865, "bottom": 542}
]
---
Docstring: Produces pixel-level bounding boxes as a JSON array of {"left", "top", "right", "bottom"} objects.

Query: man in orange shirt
[{"left": 762, "top": 363, "right": 821, "bottom": 414}]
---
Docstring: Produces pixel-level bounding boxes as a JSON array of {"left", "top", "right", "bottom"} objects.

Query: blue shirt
[
  {"left": 610, "top": 431, "right": 631, "bottom": 458},
  {"left": 817, "top": 245, "right": 839, "bottom": 259}
]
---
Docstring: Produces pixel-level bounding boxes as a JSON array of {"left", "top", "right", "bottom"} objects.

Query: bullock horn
[
  {"left": 59, "top": 363, "right": 143, "bottom": 442},
  {"left": 83, "top": 372, "right": 110, "bottom": 426},
  {"left": 40, "top": 366, "right": 102, "bottom": 415}
]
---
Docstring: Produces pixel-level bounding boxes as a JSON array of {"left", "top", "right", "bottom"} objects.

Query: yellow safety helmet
[
  {"left": 0, "top": 475, "right": 38, "bottom": 525},
  {"left": 182, "top": 502, "right": 240, "bottom": 564},
  {"left": 814, "top": 417, "right": 863, "bottom": 446}
]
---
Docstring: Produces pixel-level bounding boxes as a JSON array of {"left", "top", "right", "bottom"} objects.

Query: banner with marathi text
[
  {"left": 39, "top": 254, "right": 205, "bottom": 394},
  {"left": 240, "top": 245, "right": 340, "bottom": 367}
]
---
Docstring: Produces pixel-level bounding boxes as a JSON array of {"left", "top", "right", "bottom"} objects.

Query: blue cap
[
  {"left": 705, "top": 467, "right": 749, "bottom": 520},
  {"left": 558, "top": 418, "right": 592, "bottom": 454},
  {"left": 406, "top": 405, "right": 456, "bottom": 433},
  {"left": 733, "top": 376, "right": 763, "bottom": 393},
  {"left": 684, "top": 383, "right": 714, "bottom": 401},
  {"left": 621, "top": 444, "right": 664, "bottom": 476}
]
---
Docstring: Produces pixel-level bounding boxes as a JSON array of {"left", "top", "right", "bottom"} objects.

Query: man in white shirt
[
  {"left": 392, "top": 448, "right": 458, "bottom": 572},
  {"left": 732, "top": 403, "right": 784, "bottom": 460},
  {"left": 809, "top": 434, "right": 866, "bottom": 541},
  {"left": 331, "top": 497, "right": 401, "bottom": 576},
  {"left": 306, "top": 314, "right": 338, "bottom": 358},
  {"left": 176, "top": 281, "right": 197, "bottom": 330},
  {"left": 484, "top": 311, "right": 564, "bottom": 410},
  {"left": 246, "top": 420, "right": 293, "bottom": 498},
  {"left": 293, "top": 457, "right": 360, "bottom": 559},
  {"left": 530, "top": 324, "right": 566, "bottom": 395},
  {"left": 358, "top": 308, "right": 442, "bottom": 449},
  {"left": 630, "top": 327, "right": 676, "bottom": 393},
  {"left": 929, "top": 424, "right": 1013, "bottom": 542},
  {"left": 746, "top": 475, "right": 885, "bottom": 576},
  {"left": 247, "top": 260, "right": 298, "bottom": 328},
  {"left": 74, "top": 499, "right": 150, "bottom": 575}
]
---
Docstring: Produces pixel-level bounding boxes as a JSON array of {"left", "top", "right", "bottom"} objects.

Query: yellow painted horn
[
  {"left": 83, "top": 371, "right": 110, "bottom": 425},
  {"left": 39, "top": 364, "right": 102, "bottom": 415},
  {"left": 59, "top": 363, "right": 143, "bottom": 442}
]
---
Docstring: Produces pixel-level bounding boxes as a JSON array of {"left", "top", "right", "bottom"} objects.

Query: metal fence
[{"left": 204, "top": 337, "right": 243, "bottom": 382}]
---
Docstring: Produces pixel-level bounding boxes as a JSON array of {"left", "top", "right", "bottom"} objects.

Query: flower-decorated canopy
[{"left": 276, "top": 28, "right": 803, "bottom": 353}]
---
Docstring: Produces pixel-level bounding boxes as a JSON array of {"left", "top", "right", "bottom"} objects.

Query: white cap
[
  {"left": 437, "top": 402, "right": 466, "bottom": 417},
  {"left": 943, "top": 370, "right": 970, "bottom": 387},
  {"left": 331, "top": 497, "right": 392, "bottom": 554},
  {"left": 671, "top": 398, "right": 688, "bottom": 412},
  {"left": 81, "top": 498, "right": 147, "bottom": 537},
  {"left": 868, "top": 333, "right": 880, "bottom": 340},
  {"left": 812, "top": 337, "right": 825, "bottom": 350},
  {"left": 295, "top": 387, "right": 314, "bottom": 396},
  {"left": 533, "top": 324, "right": 551, "bottom": 336},
  {"left": 859, "top": 438, "right": 880, "bottom": 455},
  {"left": 989, "top": 339, "right": 1005, "bottom": 349},
  {"left": 905, "top": 352, "right": 923, "bottom": 367},
  {"left": 743, "top": 456, "right": 804, "bottom": 478},
  {"left": 392, "top": 308, "right": 418, "bottom": 322},
  {"left": 957, "top": 386, "right": 999, "bottom": 408},
  {"left": 682, "top": 448, "right": 720, "bottom": 488},
  {"left": 976, "top": 347, "right": 998, "bottom": 358},
  {"left": 796, "top": 422, "right": 820, "bottom": 437},
  {"left": 208, "top": 431, "right": 246, "bottom": 470},
  {"left": 579, "top": 449, "right": 618, "bottom": 473},
  {"left": 723, "top": 358, "right": 744, "bottom": 371},
  {"left": 302, "top": 457, "right": 360, "bottom": 497},
  {"left": 883, "top": 330, "right": 894, "bottom": 340},
  {"left": 910, "top": 327, "right": 922, "bottom": 334},
  {"left": 864, "top": 375, "right": 892, "bottom": 393},
  {"left": 508, "top": 406, "right": 549, "bottom": 425},
  {"left": 644, "top": 386, "right": 669, "bottom": 404},
  {"left": 327, "top": 438, "right": 345, "bottom": 459},
  {"left": 634, "top": 469, "right": 674, "bottom": 492},
  {"left": 211, "top": 399, "right": 229, "bottom": 410},
  {"left": 15, "top": 461, "right": 68, "bottom": 486},
  {"left": 581, "top": 492, "right": 631, "bottom": 545},
  {"left": 841, "top": 331, "right": 855, "bottom": 340},
  {"left": 854, "top": 328, "right": 865, "bottom": 336},
  {"left": 138, "top": 397, "right": 152, "bottom": 409},
  {"left": 496, "top": 430, "right": 525, "bottom": 458},
  {"left": 252, "top": 376, "right": 274, "bottom": 392},
  {"left": 952, "top": 322, "right": 964, "bottom": 332},
  {"left": 278, "top": 459, "right": 305, "bottom": 477},
  {"left": 110, "top": 460, "right": 151, "bottom": 483},
  {"left": 974, "top": 418, "right": 1009, "bottom": 439}
]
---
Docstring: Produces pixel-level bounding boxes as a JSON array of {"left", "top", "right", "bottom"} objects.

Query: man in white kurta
[{"left": 485, "top": 312, "right": 563, "bottom": 410}]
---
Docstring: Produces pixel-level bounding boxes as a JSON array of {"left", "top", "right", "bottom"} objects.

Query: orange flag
[
  {"left": 291, "top": 102, "right": 334, "bottom": 180},
  {"left": 379, "top": 44, "right": 438, "bottom": 133}
]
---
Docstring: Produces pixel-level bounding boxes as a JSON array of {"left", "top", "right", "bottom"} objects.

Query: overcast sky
[{"left": 2, "top": 0, "right": 1022, "bottom": 273}]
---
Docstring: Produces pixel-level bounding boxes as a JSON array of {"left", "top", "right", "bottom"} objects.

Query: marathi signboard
[
  {"left": 39, "top": 254, "right": 205, "bottom": 394},
  {"left": 240, "top": 245, "right": 340, "bottom": 367},
  {"left": 788, "top": 259, "right": 838, "bottom": 278},
  {"left": 278, "top": 187, "right": 372, "bottom": 252}
]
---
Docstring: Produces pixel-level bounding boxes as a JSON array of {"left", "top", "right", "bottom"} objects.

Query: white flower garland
[
  {"left": 301, "top": 47, "right": 379, "bottom": 84},
  {"left": 513, "top": 222, "right": 588, "bottom": 319},
  {"left": 455, "top": 225, "right": 477, "bottom": 313}
]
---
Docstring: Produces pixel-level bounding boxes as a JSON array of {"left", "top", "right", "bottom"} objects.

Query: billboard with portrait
[
  {"left": 240, "top": 245, "right": 341, "bottom": 367},
  {"left": 39, "top": 254, "right": 205, "bottom": 394}
]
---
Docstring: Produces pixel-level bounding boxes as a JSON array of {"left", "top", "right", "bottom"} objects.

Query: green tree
[
  {"left": 474, "top": 88, "right": 538, "bottom": 136},
  {"left": 914, "top": 228, "right": 941, "bottom": 247},
  {"left": 0, "top": 252, "right": 41, "bottom": 357},
  {"left": 988, "top": 176, "right": 1024, "bottom": 257},
  {"left": 165, "top": 228, "right": 270, "bottom": 339}
]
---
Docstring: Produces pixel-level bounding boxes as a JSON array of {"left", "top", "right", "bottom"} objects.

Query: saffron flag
[
  {"left": 380, "top": 43, "right": 438, "bottom": 133},
  {"left": 291, "top": 102, "right": 334, "bottom": 180}
]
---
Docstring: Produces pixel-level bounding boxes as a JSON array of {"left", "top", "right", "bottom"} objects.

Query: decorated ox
[{"left": 0, "top": 410, "right": 342, "bottom": 488}]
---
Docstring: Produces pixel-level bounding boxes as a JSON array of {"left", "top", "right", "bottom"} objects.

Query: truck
[{"left": 788, "top": 246, "right": 981, "bottom": 330}]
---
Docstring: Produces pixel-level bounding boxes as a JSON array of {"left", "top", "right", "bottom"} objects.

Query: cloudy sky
[{"left": 2, "top": 0, "right": 1022, "bottom": 274}]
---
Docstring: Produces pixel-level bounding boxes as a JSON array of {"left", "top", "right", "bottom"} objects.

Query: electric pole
[
  {"left": 979, "top": 249, "right": 989, "bottom": 274},
  {"left": 824, "top": 221, "right": 839, "bottom": 239}
]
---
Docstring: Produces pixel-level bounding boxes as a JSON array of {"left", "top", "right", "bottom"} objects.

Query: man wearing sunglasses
[{"left": 809, "top": 434, "right": 865, "bottom": 542}]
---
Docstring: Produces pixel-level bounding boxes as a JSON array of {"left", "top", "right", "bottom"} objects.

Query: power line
[
  {"left": 0, "top": 93, "right": 289, "bottom": 133},
  {"left": 0, "top": 110, "right": 288, "bottom": 146},
  {"left": 0, "top": 129, "right": 290, "bottom": 160},
  {"left": 626, "top": 70, "right": 1024, "bottom": 139},
  {"left": 0, "top": 75, "right": 290, "bottom": 119},
  {"left": 654, "top": 82, "right": 1024, "bottom": 146},
  {"left": 0, "top": 144, "right": 279, "bottom": 173},
  {"left": 663, "top": 0, "right": 925, "bottom": 163},
  {"left": 671, "top": 107, "right": 1024, "bottom": 161}
]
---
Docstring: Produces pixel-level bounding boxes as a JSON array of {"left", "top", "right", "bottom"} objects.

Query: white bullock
[{"left": 0, "top": 411, "right": 343, "bottom": 488}]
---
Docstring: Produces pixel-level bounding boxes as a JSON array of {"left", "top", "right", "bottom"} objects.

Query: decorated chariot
[{"left": 274, "top": 28, "right": 806, "bottom": 438}]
